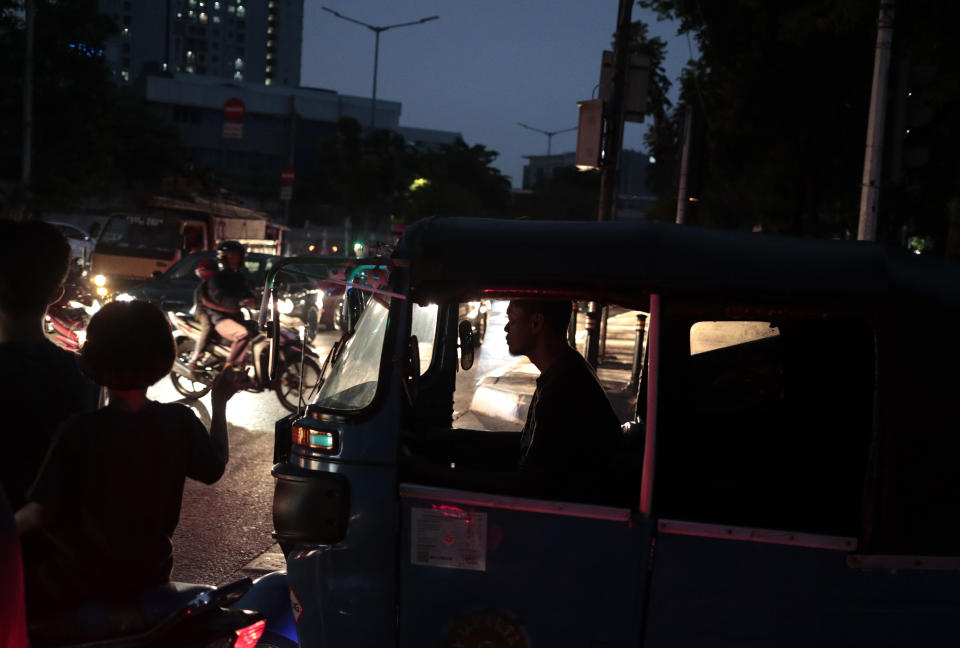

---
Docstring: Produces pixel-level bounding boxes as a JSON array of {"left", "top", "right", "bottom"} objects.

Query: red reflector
[{"left": 233, "top": 619, "right": 266, "bottom": 648}]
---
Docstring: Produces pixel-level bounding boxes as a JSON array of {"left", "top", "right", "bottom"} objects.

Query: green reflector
[{"left": 309, "top": 432, "right": 334, "bottom": 448}]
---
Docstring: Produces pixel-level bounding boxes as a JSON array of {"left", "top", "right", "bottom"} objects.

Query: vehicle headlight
[
  {"left": 114, "top": 293, "right": 135, "bottom": 302},
  {"left": 96, "top": 287, "right": 108, "bottom": 297},
  {"left": 92, "top": 274, "right": 107, "bottom": 287},
  {"left": 277, "top": 298, "right": 295, "bottom": 315}
]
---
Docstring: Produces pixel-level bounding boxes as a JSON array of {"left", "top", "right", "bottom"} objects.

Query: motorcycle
[
  {"left": 28, "top": 577, "right": 266, "bottom": 648},
  {"left": 45, "top": 264, "right": 101, "bottom": 353},
  {"left": 167, "top": 309, "right": 321, "bottom": 412}
]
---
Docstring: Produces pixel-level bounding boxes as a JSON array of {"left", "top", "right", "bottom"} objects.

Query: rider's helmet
[
  {"left": 194, "top": 258, "right": 217, "bottom": 281},
  {"left": 216, "top": 240, "right": 246, "bottom": 270}
]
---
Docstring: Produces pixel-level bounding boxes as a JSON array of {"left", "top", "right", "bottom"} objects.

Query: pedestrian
[
  {"left": 187, "top": 258, "right": 218, "bottom": 369},
  {"left": 15, "top": 300, "right": 244, "bottom": 610}
]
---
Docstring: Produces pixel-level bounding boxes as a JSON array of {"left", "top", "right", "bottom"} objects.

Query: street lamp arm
[
  {"left": 321, "top": 6, "right": 376, "bottom": 30},
  {"left": 381, "top": 16, "right": 439, "bottom": 31},
  {"left": 518, "top": 122, "right": 577, "bottom": 137},
  {"left": 517, "top": 121, "right": 548, "bottom": 136}
]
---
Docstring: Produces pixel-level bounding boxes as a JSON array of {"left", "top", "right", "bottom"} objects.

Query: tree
[{"left": 0, "top": 0, "right": 183, "bottom": 212}]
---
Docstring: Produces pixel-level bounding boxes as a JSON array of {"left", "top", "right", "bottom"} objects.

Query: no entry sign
[
  {"left": 280, "top": 166, "right": 295, "bottom": 185},
  {"left": 223, "top": 98, "right": 245, "bottom": 121}
]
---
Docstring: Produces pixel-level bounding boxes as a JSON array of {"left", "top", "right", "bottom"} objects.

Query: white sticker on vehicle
[{"left": 411, "top": 505, "right": 487, "bottom": 572}]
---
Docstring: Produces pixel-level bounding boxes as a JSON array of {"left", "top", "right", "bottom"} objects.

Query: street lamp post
[
  {"left": 517, "top": 122, "right": 577, "bottom": 156},
  {"left": 322, "top": 7, "right": 438, "bottom": 132}
]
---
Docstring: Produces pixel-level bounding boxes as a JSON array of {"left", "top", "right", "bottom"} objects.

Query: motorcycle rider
[
  {"left": 199, "top": 241, "right": 259, "bottom": 378},
  {"left": 186, "top": 258, "right": 217, "bottom": 370}
]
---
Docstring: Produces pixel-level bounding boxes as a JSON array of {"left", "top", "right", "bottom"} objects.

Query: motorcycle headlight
[
  {"left": 277, "top": 298, "right": 295, "bottom": 315},
  {"left": 92, "top": 274, "right": 107, "bottom": 287},
  {"left": 96, "top": 287, "right": 108, "bottom": 297}
]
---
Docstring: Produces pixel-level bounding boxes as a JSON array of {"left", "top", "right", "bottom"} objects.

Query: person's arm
[
  {"left": 207, "top": 369, "right": 245, "bottom": 465},
  {"left": 14, "top": 502, "right": 54, "bottom": 535},
  {"left": 200, "top": 293, "right": 239, "bottom": 314}
]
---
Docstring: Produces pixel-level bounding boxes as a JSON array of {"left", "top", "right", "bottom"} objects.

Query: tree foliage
[
  {"left": 303, "top": 118, "right": 512, "bottom": 231},
  {"left": 0, "top": 0, "right": 183, "bottom": 210}
]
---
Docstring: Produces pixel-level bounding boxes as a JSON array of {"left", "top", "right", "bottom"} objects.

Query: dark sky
[{"left": 300, "top": 1, "right": 692, "bottom": 188}]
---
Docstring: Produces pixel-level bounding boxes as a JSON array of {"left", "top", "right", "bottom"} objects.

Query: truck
[{"left": 88, "top": 194, "right": 287, "bottom": 299}]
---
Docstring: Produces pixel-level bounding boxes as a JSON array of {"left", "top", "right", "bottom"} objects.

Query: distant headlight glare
[
  {"left": 277, "top": 298, "right": 295, "bottom": 315},
  {"left": 93, "top": 274, "right": 107, "bottom": 287}
]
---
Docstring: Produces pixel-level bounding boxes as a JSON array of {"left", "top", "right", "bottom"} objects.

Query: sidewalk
[{"left": 468, "top": 308, "right": 645, "bottom": 426}]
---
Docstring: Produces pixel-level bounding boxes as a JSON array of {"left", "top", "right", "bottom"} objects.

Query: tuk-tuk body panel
[
  {"left": 284, "top": 461, "right": 399, "bottom": 647},
  {"left": 644, "top": 526, "right": 960, "bottom": 647},
  {"left": 397, "top": 486, "right": 650, "bottom": 646}
]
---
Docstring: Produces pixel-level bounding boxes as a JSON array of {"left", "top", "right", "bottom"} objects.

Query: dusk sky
[{"left": 299, "top": 2, "right": 693, "bottom": 188}]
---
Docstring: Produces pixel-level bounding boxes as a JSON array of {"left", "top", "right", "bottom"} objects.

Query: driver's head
[
  {"left": 505, "top": 299, "right": 571, "bottom": 357},
  {"left": 0, "top": 220, "right": 71, "bottom": 317},
  {"left": 216, "top": 240, "right": 246, "bottom": 272},
  {"left": 80, "top": 300, "right": 175, "bottom": 389}
]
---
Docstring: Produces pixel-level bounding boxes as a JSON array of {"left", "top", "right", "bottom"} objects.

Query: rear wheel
[
  {"left": 274, "top": 354, "right": 322, "bottom": 412},
  {"left": 170, "top": 338, "right": 214, "bottom": 399}
]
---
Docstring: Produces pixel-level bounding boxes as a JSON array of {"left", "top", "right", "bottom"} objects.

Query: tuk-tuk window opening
[
  {"left": 654, "top": 316, "right": 874, "bottom": 538},
  {"left": 412, "top": 304, "right": 439, "bottom": 376}
]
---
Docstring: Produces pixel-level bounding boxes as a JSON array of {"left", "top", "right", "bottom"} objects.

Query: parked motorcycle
[
  {"left": 28, "top": 577, "right": 265, "bottom": 648},
  {"left": 167, "top": 309, "right": 321, "bottom": 412}
]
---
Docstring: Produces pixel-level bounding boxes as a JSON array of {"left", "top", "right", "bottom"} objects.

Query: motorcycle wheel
[
  {"left": 274, "top": 355, "right": 322, "bottom": 412},
  {"left": 170, "top": 338, "right": 214, "bottom": 399}
]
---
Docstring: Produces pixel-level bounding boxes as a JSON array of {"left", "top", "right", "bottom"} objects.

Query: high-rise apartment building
[{"left": 99, "top": 0, "right": 303, "bottom": 87}]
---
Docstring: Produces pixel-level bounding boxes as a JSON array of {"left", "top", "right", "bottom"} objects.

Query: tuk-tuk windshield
[{"left": 313, "top": 300, "right": 438, "bottom": 412}]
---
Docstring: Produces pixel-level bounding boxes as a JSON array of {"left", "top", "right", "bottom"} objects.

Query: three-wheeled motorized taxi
[{"left": 242, "top": 217, "right": 960, "bottom": 647}]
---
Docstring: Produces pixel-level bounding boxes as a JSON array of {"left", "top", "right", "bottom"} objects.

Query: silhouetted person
[
  {"left": 0, "top": 220, "right": 98, "bottom": 512},
  {"left": 187, "top": 258, "right": 217, "bottom": 369},
  {"left": 16, "top": 300, "right": 243, "bottom": 610},
  {"left": 505, "top": 300, "right": 621, "bottom": 489}
]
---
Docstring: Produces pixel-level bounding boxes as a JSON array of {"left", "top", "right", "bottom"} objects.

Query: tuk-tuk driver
[{"left": 505, "top": 300, "right": 622, "bottom": 483}]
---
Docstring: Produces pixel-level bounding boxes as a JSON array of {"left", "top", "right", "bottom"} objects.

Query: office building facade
[{"left": 99, "top": 0, "right": 302, "bottom": 87}]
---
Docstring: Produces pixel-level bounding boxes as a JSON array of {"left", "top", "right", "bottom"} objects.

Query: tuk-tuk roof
[{"left": 398, "top": 217, "right": 960, "bottom": 312}]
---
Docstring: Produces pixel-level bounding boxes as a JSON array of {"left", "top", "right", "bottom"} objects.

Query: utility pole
[
  {"left": 19, "top": 0, "right": 35, "bottom": 220},
  {"left": 586, "top": 0, "right": 632, "bottom": 367},
  {"left": 675, "top": 105, "right": 693, "bottom": 224},
  {"left": 858, "top": 0, "right": 895, "bottom": 241}
]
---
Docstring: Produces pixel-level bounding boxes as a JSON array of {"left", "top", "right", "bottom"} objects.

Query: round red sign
[
  {"left": 280, "top": 166, "right": 296, "bottom": 185},
  {"left": 223, "top": 98, "right": 245, "bottom": 121}
]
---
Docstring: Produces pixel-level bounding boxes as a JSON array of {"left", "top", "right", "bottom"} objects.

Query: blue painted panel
[
  {"left": 398, "top": 496, "right": 651, "bottom": 647},
  {"left": 645, "top": 531, "right": 960, "bottom": 647},
  {"left": 286, "top": 463, "right": 398, "bottom": 647}
]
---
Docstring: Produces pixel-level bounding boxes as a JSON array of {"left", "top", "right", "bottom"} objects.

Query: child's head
[
  {"left": 80, "top": 300, "right": 175, "bottom": 390},
  {"left": 0, "top": 220, "right": 71, "bottom": 317}
]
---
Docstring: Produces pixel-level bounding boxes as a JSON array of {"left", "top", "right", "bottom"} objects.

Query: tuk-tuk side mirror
[
  {"left": 339, "top": 287, "right": 366, "bottom": 335},
  {"left": 458, "top": 320, "right": 475, "bottom": 371},
  {"left": 402, "top": 335, "right": 420, "bottom": 405}
]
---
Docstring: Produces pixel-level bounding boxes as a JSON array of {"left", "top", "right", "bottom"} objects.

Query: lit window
[
  {"left": 266, "top": 40, "right": 273, "bottom": 47},
  {"left": 177, "top": 11, "right": 182, "bottom": 18},
  {"left": 265, "top": 78, "right": 272, "bottom": 86},
  {"left": 199, "top": 1, "right": 204, "bottom": 6},
  {"left": 266, "top": 52, "right": 273, "bottom": 60},
  {"left": 268, "top": 0, "right": 275, "bottom": 7},
  {"left": 234, "top": 57, "right": 243, "bottom": 69},
  {"left": 236, "top": 5, "right": 245, "bottom": 17},
  {"left": 213, "top": 15, "right": 220, "bottom": 23},
  {"left": 265, "top": 65, "right": 272, "bottom": 73},
  {"left": 188, "top": 0, "right": 196, "bottom": 5},
  {"left": 214, "top": 1, "right": 220, "bottom": 8},
  {"left": 186, "top": 64, "right": 195, "bottom": 73},
  {"left": 162, "top": 62, "right": 168, "bottom": 70},
  {"left": 187, "top": 50, "right": 194, "bottom": 59},
  {"left": 234, "top": 70, "right": 243, "bottom": 81},
  {"left": 121, "top": 69, "right": 130, "bottom": 81},
  {"left": 268, "top": 13, "right": 275, "bottom": 21},
  {"left": 199, "top": 12, "right": 208, "bottom": 24},
  {"left": 188, "top": 9, "right": 194, "bottom": 17},
  {"left": 227, "top": 5, "right": 234, "bottom": 12},
  {"left": 267, "top": 26, "right": 274, "bottom": 34}
]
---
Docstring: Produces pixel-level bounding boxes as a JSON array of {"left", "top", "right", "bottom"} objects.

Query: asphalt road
[{"left": 149, "top": 303, "right": 518, "bottom": 585}]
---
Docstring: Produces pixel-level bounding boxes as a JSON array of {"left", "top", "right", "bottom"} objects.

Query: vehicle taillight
[
  {"left": 292, "top": 425, "right": 339, "bottom": 453},
  {"left": 233, "top": 618, "right": 266, "bottom": 648}
]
